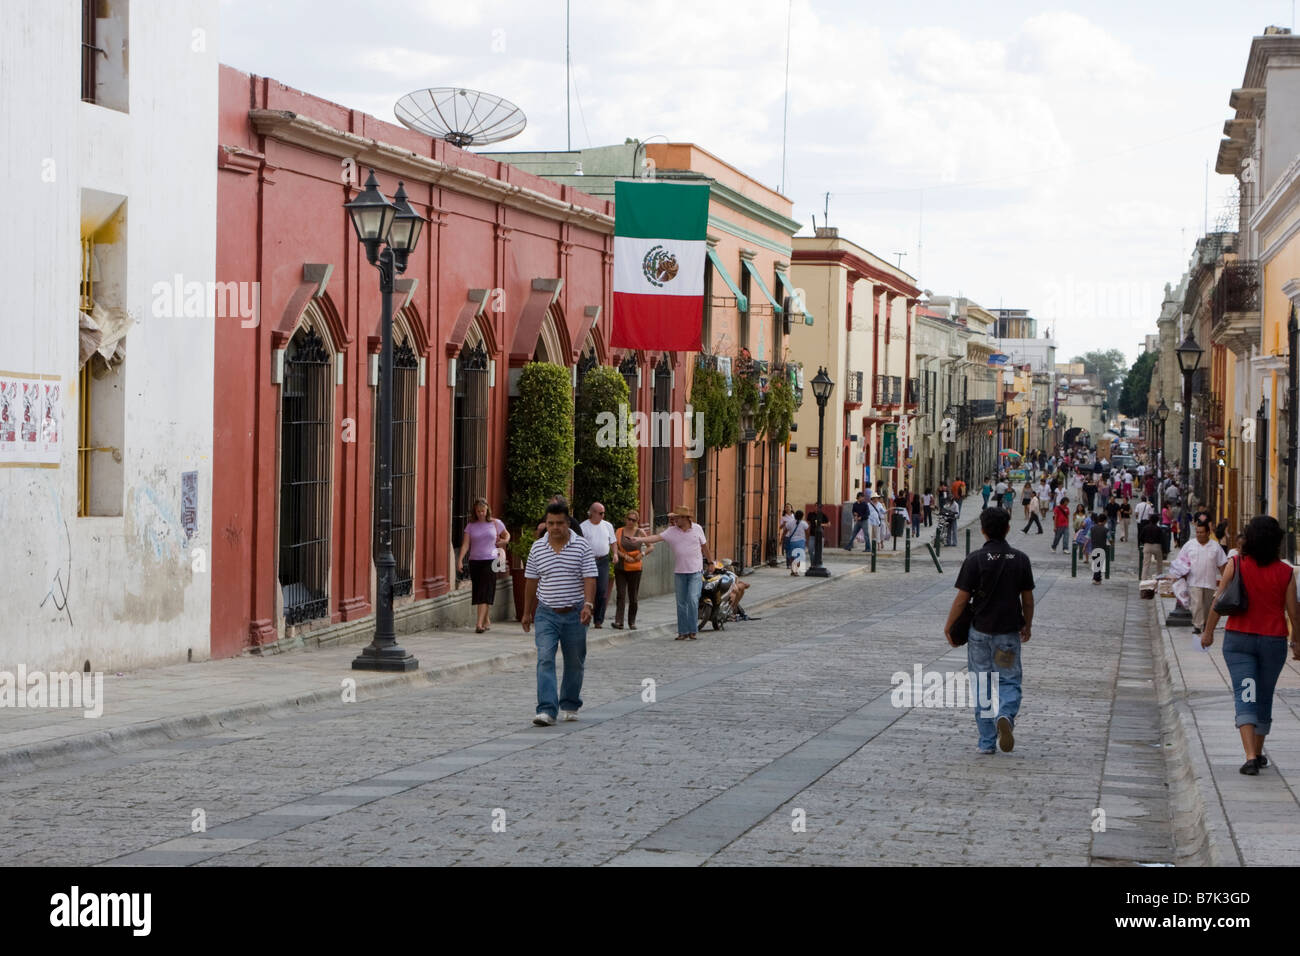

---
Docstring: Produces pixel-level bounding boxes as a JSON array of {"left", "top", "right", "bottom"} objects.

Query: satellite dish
[{"left": 395, "top": 88, "right": 526, "bottom": 148}]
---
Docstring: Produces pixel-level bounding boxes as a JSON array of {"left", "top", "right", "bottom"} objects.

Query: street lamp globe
[
  {"left": 344, "top": 169, "right": 397, "bottom": 264},
  {"left": 1175, "top": 330, "right": 1204, "bottom": 374},
  {"left": 811, "top": 366, "right": 834, "bottom": 406},
  {"left": 1157, "top": 398, "right": 1169, "bottom": 423},
  {"left": 386, "top": 182, "right": 426, "bottom": 265}
]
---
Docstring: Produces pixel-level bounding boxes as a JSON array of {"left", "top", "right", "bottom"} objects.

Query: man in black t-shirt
[
  {"left": 944, "top": 507, "right": 1035, "bottom": 754},
  {"left": 846, "top": 492, "right": 870, "bottom": 551}
]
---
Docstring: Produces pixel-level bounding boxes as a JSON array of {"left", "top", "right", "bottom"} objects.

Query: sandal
[
  {"left": 675, "top": 634, "right": 687, "bottom": 640},
  {"left": 685, "top": 634, "right": 698, "bottom": 640},
  {"left": 475, "top": 626, "right": 485, "bottom": 634}
]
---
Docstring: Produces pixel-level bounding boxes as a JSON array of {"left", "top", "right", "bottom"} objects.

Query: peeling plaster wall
[{"left": 0, "top": 0, "right": 217, "bottom": 673}]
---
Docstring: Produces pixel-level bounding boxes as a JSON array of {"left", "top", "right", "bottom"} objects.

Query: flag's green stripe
[{"left": 614, "top": 180, "right": 710, "bottom": 240}]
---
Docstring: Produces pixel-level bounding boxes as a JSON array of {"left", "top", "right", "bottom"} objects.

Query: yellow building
[{"left": 1215, "top": 27, "right": 1300, "bottom": 534}]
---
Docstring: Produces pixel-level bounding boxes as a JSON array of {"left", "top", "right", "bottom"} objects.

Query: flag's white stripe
[{"left": 613, "top": 236, "right": 705, "bottom": 297}]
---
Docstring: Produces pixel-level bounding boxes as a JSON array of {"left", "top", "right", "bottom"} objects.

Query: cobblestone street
[{"left": 1, "top": 520, "right": 1182, "bottom": 866}]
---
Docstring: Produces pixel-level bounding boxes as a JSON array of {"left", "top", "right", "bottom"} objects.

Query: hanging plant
[
  {"left": 689, "top": 365, "right": 739, "bottom": 448},
  {"left": 763, "top": 372, "right": 796, "bottom": 445}
]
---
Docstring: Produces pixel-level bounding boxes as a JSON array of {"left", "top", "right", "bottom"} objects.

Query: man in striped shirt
[{"left": 522, "top": 501, "right": 598, "bottom": 726}]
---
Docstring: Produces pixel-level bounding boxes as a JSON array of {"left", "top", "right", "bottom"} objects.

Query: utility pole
[{"left": 566, "top": 0, "right": 571, "bottom": 152}]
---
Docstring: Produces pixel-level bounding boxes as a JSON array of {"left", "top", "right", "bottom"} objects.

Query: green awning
[
  {"left": 776, "top": 270, "right": 814, "bottom": 325},
  {"left": 707, "top": 248, "right": 748, "bottom": 313},
  {"left": 742, "top": 259, "right": 781, "bottom": 314}
]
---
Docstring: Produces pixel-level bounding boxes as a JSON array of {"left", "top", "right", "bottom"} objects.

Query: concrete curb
[
  {"left": 2, "top": 561, "right": 876, "bottom": 774},
  {"left": 1145, "top": 594, "right": 1241, "bottom": 867}
]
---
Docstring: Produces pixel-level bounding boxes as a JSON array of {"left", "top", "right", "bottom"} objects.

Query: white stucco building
[{"left": 1, "top": 1, "right": 218, "bottom": 672}]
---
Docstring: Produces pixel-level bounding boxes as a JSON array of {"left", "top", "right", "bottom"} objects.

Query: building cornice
[
  {"left": 1250, "top": 151, "right": 1300, "bottom": 238},
  {"left": 790, "top": 248, "right": 921, "bottom": 298},
  {"left": 249, "top": 109, "right": 615, "bottom": 233}
]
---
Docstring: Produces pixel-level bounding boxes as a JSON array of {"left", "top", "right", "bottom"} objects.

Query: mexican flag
[{"left": 610, "top": 180, "right": 710, "bottom": 351}]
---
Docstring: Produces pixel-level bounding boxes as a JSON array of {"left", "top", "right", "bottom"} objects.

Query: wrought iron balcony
[
  {"left": 846, "top": 370, "right": 864, "bottom": 405},
  {"left": 1211, "top": 261, "right": 1260, "bottom": 353},
  {"left": 968, "top": 398, "right": 997, "bottom": 420},
  {"left": 874, "top": 374, "right": 902, "bottom": 407}
]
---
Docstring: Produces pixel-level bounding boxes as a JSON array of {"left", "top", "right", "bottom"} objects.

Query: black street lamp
[
  {"left": 347, "top": 170, "right": 425, "bottom": 671},
  {"left": 1156, "top": 398, "right": 1169, "bottom": 480},
  {"left": 1175, "top": 330, "right": 1203, "bottom": 481},
  {"left": 995, "top": 405, "right": 1006, "bottom": 475},
  {"left": 1167, "top": 332, "right": 1202, "bottom": 628},
  {"left": 807, "top": 366, "right": 834, "bottom": 578}
]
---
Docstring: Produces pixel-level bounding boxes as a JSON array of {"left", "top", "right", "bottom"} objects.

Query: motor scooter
[{"left": 698, "top": 560, "right": 736, "bottom": 631}]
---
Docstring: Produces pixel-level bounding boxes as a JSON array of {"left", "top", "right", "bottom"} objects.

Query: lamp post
[
  {"left": 347, "top": 170, "right": 425, "bottom": 671},
  {"left": 807, "top": 366, "right": 834, "bottom": 577},
  {"left": 1038, "top": 408, "right": 1050, "bottom": 456},
  {"left": 1167, "top": 333, "right": 1202, "bottom": 628},
  {"left": 1156, "top": 398, "right": 1169, "bottom": 482},
  {"left": 995, "top": 405, "right": 1006, "bottom": 476}
]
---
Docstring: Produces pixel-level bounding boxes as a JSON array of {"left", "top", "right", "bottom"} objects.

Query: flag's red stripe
[{"left": 609, "top": 293, "right": 702, "bottom": 351}]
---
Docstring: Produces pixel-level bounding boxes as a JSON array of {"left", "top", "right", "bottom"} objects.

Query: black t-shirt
[
  {"left": 1139, "top": 521, "right": 1163, "bottom": 545},
  {"left": 1090, "top": 523, "right": 1109, "bottom": 549},
  {"left": 852, "top": 500, "right": 869, "bottom": 519},
  {"left": 955, "top": 539, "right": 1035, "bottom": 634},
  {"left": 1105, "top": 499, "right": 1120, "bottom": 520}
]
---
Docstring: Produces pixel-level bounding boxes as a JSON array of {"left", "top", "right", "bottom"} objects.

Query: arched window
[
  {"left": 451, "top": 322, "right": 490, "bottom": 562},
  {"left": 279, "top": 307, "right": 335, "bottom": 625},
  {"left": 372, "top": 309, "right": 421, "bottom": 597}
]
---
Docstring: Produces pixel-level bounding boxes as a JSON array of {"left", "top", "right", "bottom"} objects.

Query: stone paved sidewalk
[
  {"left": 1, "top": 508, "right": 994, "bottom": 774},
  {"left": 0, "top": 552, "right": 883, "bottom": 772},
  {"left": 1152, "top": 585, "right": 1300, "bottom": 866}
]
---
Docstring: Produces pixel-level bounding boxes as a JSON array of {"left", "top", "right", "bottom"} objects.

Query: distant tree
[
  {"left": 1071, "top": 349, "right": 1127, "bottom": 411},
  {"left": 1118, "top": 351, "right": 1158, "bottom": 419}
]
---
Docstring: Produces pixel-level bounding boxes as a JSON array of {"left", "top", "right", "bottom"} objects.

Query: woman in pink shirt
[
  {"left": 456, "top": 497, "right": 510, "bottom": 633},
  {"left": 630, "top": 503, "right": 712, "bottom": 641}
]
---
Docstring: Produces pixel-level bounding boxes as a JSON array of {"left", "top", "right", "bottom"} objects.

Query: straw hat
[{"left": 670, "top": 503, "right": 694, "bottom": 519}]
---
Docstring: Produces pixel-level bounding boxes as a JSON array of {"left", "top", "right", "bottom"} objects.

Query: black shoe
[
  {"left": 1240, "top": 759, "right": 1259, "bottom": 775},
  {"left": 1257, "top": 753, "right": 1268, "bottom": 768}
]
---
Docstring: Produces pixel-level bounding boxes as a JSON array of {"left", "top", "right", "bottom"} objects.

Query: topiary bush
[
  {"left": 575, "top": 364, "right": 639, "bottom": 524},
  {"left": 506, "top": 362, "right": 574, "bottom": 564}
]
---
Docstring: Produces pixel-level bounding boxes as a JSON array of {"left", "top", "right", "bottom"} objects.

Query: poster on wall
[{"left": 0, "top": 371, "right": 62, "bottom": 466}]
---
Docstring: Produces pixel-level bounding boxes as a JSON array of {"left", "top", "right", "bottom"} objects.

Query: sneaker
[
  {"left": 560, "top": 710, "right": 578, "bottom": 722},
  {"left": 996, "top": 716, "right": 1015, "bottom": 753},
  {"left": 977, "top": 746, "right": 996, "bottom": 755},
  {"left": 532, "top": 713, "right": 556, "bottom": 726}
]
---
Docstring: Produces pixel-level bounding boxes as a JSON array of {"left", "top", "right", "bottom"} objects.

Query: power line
[{"left": 818, "top": 122, "right": 1221, "bottom": 198}]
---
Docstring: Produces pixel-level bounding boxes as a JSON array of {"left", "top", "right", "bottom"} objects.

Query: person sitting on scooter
[{"left": 709, "top": 559, "right": 754, "bottom": 621}]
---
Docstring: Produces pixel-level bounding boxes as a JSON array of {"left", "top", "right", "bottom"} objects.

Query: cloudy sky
[{"left": 219, "top": 0, "right": 1294, "bottom": 369}]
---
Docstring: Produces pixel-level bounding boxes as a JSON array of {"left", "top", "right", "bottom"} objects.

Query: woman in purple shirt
[{"left": 456, "top": 497, "right": 510, "bottom": 633}]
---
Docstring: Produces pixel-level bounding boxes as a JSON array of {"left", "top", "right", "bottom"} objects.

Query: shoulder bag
[
  {"left": 950, "top": 551, "right": 1011, "bottom": 647},
  {"left": 1212, "top": 555, "right": 1249, "bottom": 616}
]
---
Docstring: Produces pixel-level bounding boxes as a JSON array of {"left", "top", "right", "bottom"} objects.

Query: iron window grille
[
  {"left": 451, "top": 341, "right": 490, "bottom": 565},
  {"left": 279, "top": 327, "right": 333, "bottom": 625}
]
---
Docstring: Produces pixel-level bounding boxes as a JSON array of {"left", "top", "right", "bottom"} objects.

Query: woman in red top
[{"left": 1202, "top": 515, "right": 1300, "bottom": 775}]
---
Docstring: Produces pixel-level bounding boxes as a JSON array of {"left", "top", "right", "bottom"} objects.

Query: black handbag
[{"left": 1212, "top": 555, "right": 1249, "bottom": 616}]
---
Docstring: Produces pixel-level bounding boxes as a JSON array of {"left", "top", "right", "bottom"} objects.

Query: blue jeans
[
  {"left": 534, "top": 604, "right": 586, "bottom": 718},
  {"left": 593, "top": 555, "right": 610, "bottom": 624},
  {"left": 967, "top": 626, "right": 1023, "bottom": 750},
  {"left": 845, "top": 518, "right": 868, "bottom": 549},
  {"left": 1222, "top": 630, "right": 1288, "bottom": 735},
  {"left": 674, "top": 571, "right": 703, "bottom": 635},
  {"left": 1051, "top": 525, "right": 1069, "bottom": 550}
]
